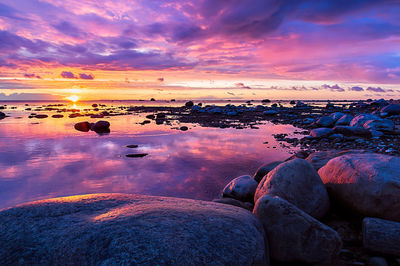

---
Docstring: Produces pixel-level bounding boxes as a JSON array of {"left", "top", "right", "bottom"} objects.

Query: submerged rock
[
  {"left": 222, "top": 175, "right": 258, "bottom": 202},
  {"left": 0, "top": 194, "right": 268, "bottom": 265},
  {"left": 319, "top": 153, "right": 400, "bottom": 222},
  {"left": 255, "top": 159, "right": 330, "bottom": 219},
  {"left": 253, "top": 196, "right": 342, "bottom": 265}
]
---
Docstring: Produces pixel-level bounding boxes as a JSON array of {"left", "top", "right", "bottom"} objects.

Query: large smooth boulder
[
  {"left": 363, "top": 119, "right": 394, "bottom": 131},
  {"left": 255, "top": 159, "right": 330, "bottom": 219},
  {"left": 222, "top": 175, "right": 258, "bottom": 202},
  {"left": 380, "top": 104, "right": 400, "bottom": 117},
  {"left": 253, "top": 161, "right": 282, "bottom": 183},
  {"left": 310, "top": 128, "right": 333, "bottom": 138},
  {"left": 253, "top": 196, "right": 342, "bottom": 265},
  {"left": 350, "top": 114, "right": 381, "bottom": 127},
  {"left": 316, "top": 116, "right": 335, "bottom": 127},
  {"left": 91, "top": 120, "right": 110, "bottom": 133},
  {"left": 329, "top": 112, "right": 345, "bottom": 122},
  {"left": 333, "top": 126, "right": 372, "bottom": 137},
  {"left": 335, "top": 114, "right": 353, "bottom": 126},
  {"left": 0, "top": 194, "right": 268, "bottom": 265},
  {"left": 319, "top": 154, "right": 400, "bottom": 222},
  {"left": 74, "top": 121, "right": 91, "bottom": 132}
]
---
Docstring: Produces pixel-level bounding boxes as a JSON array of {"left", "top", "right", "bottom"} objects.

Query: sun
[{"left": 66, "top": 95, "right": 80, "bottom": 103}]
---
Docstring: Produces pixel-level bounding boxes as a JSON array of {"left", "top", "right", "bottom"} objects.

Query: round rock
[
  {"left": 318, "top": 153, "right": 400, "bottom": 222},
  {"left": 255, "top": 159, "right": 330, "bottom": 219},
  {"left": 0, "top": 193, "right": 268, "bottom": 265},
  {"left": 222, "top": 175, "right": 258, "bottom": 202}
]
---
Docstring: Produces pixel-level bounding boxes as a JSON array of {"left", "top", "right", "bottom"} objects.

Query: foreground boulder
[
  {"left": 319, "top": 153, "right": 400, "bottom": 222},
  {"left": 253, "top": 196, "right": 342, "bottom": 265},
  {"left": 335, "top": 114, "right": 353, "bottom": 126},
  {"left": 363, "top": 217, "right": 400, "bottom": 256},
  {"left": 255, "top": 159, "right": 330, "bottom": 219},
  {"left": 253, "top": 161, "right": 282, "bottom": 183},
  {"left": 222, "top": 175, "right": 258, "bottom": 202},
  {"left": 333, "top": 126, "right": 372, "bottom": 138},
  {"left": 380, "top": 104, "right": 400, "bottom": 117},
  {"left": 350, "top": 114, "right": 381, "bottom": 127},
  {"left": 0, "top": 193, "right": 268, "bottom": 265}
]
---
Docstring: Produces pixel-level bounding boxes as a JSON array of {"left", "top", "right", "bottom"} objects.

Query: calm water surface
[{"left": 0, "top": 101, "right": 301, "bottom": 208}]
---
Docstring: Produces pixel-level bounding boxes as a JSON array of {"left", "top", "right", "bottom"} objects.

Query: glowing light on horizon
[{"left": 66, "top": 95, "right": 80, "bottom": 102}]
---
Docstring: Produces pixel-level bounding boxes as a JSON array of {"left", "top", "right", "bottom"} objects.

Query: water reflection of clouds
[{"left": 0, "top": 104, "right": 299, "bottom": 208}]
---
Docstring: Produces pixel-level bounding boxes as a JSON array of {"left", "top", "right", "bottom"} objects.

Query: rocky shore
[
  {"left": 1, "top": 151, "right": 400, "bottom": 265},
  {"left": 1, "top": 100, "right": 400, "bottom": 265}
]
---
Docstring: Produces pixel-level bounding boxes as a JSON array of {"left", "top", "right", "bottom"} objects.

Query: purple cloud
[
  {"left": 235, "top": 83, "right": 251, "bottom": 89},
  {"left": 322, "top": 84, "right": 345, "bottom": 92},
  {"left": 61, "top": 71, "right": 77, "bottom": 79},
  {"left": 349, "top": 86, "right": 364, "bottom": 91},
  {"left": 366, "top": 87, "right": 386, "bottom": 93},
  {"left": 79, "top": 73, "right": 94, "bottom": 80},
  {"left": 24, "top": 73, "right": 41, "bottom": 79}
]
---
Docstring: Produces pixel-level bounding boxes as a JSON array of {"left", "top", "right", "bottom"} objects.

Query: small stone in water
[{"left": 126, "top": 153, "right": 148, "bottom": 158}]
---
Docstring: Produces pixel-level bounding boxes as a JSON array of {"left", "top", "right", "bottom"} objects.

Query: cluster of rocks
[
  {"left": 217, "top": 152, "right": 400, "bottom": 265},
  {"left": 74, "top": 120, "right": 110, "bottom": 134},
  {"left": 1, "top": 152, "right": 399, "bottom": 265}
]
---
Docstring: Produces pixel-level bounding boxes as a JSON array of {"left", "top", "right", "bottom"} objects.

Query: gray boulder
[
  {"left": 0, "top": 194, "right": 268, "bottom": 265},
  {"left": 310, "top": 128, "right": 334, "bottom": 138},
  {"left": 329, "top": 112, "right": 345, "bottom": 122},
  {"left": 363, "top": 119, "right": 394, "bottom": 131},
  {"left": 319, "top": 154, "right": 400, "bottom": 222},
  {"left": 333, "top": 126, "right": 372, "bottom": 137},
  {"left": 255, "top": 159, "right": 330, "bottom": 219},
  {"left": 363, "top": 217, "right": 400, "bottom": 257},
  {"left": 335, "top": 114, "right": 353, "bottom": 126},
  {"left": 380, "top": 104, "right": 400, "bottom": 117},
  {"left": 222, "top": 175, "right": 258, "bottom": 202},
  {"left": 253, "top": 196, "right": 342, "bottom": 265},
  {"left": 350, "top": 114, "right": 381, "bottom": 127},
  {"left": 253, "top": 161, "right": 282, "bottom": 183},
  {"left": 316, "top": 116, "right": 335, "bottom": 127}
]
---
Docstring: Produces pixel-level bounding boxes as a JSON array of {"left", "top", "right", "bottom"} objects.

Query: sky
[{"left": 0, "top": 0, "right": 399, "bottom": 101}]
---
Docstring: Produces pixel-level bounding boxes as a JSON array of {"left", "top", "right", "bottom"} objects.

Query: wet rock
[
  {"left": 51, "top": 114, "right": 63, "bottom": 118},
  {"left": 223, "top": 175, "right": 258, "bottom": 202},
  {"left": 350, "top": 114, "right": 381, "bottom": 127},
  {"left": 261, "top": 99, "right": 271, "bottom": 103},
  {"left": 180, "top": 126, "right": 188, "bottom": 131},
  {"left": 316, "top": 116, "right": 335, "bottom": 127},
  {"left": 310, "top": 128, "right": 334, "bottom": 138},
  {"left": 0, "top": 111, "right": 5, "bottom": 118},
  {"left": 0, "top": 194, "right": 268, "bottom": 265},
  {"left": 363, "top": 119, "right": 394, "bottom": 131},
  {"left": 212, "top": 198, "right": 253, "bottom": 211},
  {"left": 370, "top": 130, "right": 384, "bottom": 138},
  {"left": 330, "top": 112, "right": 345, "bottom": 122},
  {"left": 253, "top": 161, "right": 282, "bottom": 183},
  {"left": 363, "top": 217, "right": 400, "bottom": 257},
  {"left": 34, "top": 114, "right": 48, "bottom": 119},
  {"left": 333, "top": 126, "right": 372, "bottom": 138},
  {"left": 126, "top": 144, "right": 139, "bottom": 148},
  {"left": 125, "top": 153, "right": 148, "bottom": 158},
  {"left": 150, "top": 98, "right": 155, "bottom": 101},
  {"left": 91, "top": 120, "right": 110, "bottom": 133},
  {"left": 74, "top": 121, "right": 91, "bottom": 132},
  {"left": 69, "top": 113, "right": 82, "bottom": 118},
  {"left": 185, "top": 101, "right": 194, "bottom": 107},
  {"left": 319, "top": 153, "right": 400, "bottom": 221},
  {"left": 253, "top": 196, "right": 342, "bottom": 265},
  {"left": 380, "top": 104, "right": 400, "bottom": 117},
  {"left": 335, "top": 114, "right": 354, "bottom": 126},
  {"left": 255, "top": 159, "right": 330, "bottom": 219},
  {"left": 92, "top": 104, "right": 98, "bottom": 107}
]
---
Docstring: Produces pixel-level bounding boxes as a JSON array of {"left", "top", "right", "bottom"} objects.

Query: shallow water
[{"left": 0, "top": 101, "right": 301, "bottom": 209}]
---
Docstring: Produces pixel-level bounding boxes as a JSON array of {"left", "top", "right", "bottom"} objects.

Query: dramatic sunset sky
[{"left": 0, "top": 0, "right": 399, "bottom": 100}]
